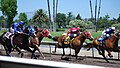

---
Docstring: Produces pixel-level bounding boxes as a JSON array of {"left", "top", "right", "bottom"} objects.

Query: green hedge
[{"left": 56, "top": 28, "right": 65, "bottom": 32}]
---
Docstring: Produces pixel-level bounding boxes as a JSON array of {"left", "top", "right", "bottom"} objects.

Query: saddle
[
  {"left": 97, "top": 37, "right": 106, "bottom": 48},
  {"left": 98, "top": 37, "right": 104, "bottom": 44},
  {"left": 64, "top": 36, "right": 74, "bottom": 45}
]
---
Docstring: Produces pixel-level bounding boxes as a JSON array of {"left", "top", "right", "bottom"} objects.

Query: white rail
[{"left": 0, "top": 56, "right": 105, "bottom": 68}]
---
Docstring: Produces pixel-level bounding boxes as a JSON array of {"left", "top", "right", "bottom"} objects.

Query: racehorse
[
  {"left": 29, "top": 28, "right": 52, "bottom": 59},
  {"left": 0, "top": 27, "right": 36, "bottom": 58},
  {"left": 0, "top": 32, "right": 13, "bottom": 56},
  {"left": 83, "top": 31, "right": 120, "bottom": 63},
  {"left": 52, "top": 31, "right": 93, "bottom": 59},
  {"left": 1, "top": 26, "right": 52, "bottom": 59}
]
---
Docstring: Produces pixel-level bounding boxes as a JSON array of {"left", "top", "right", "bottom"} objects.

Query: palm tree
[
  {"left": 47, "top": 0, "right": 52, "bottom": 31},
  {"left": 32, "top": 9, "right": 49, "bottom": 28}
]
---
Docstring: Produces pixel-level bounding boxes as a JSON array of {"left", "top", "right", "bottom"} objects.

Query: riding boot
[{"left": 65, "top": 36, "right": 70, "bottom": 42}]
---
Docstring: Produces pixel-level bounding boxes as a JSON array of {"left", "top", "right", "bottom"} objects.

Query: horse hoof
[
  {"left": 87, "top": 48, "right": 90, "bottom": 51},
  {"left": 61, "top": 56, "right": 70, "bottom": 61},
  {"left": 33, "top": 56, "right": 37, "bottom": 59},
  {"left": 21, "top": 53, "right": 24, "bottom": 58},
  {"left": 108, "top": 54, "right": 113, "bottom": 58},
  {"left": 5, "top": 55, "right": 11, "bottom": 57},
  {"left": 52, "top": 51, "right": 56, "bottom": 54},
  {"left": 35, "top": 55, "right": 40, "bottom": 57}
]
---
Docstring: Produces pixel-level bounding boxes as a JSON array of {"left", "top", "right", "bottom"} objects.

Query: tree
[
  {"left": 56, "top": 13, "right": 66, "bottom": 28},
  {"left": 18, "top": 13, "right": 28, "bottom": 25},
  {"left": 117, "top": 14, "right": 120, "bottom": 23},
  {"left": 32, "top": 9, "right": 49, "bottom": 28},
  {"left": 1, "top": 0, "right": 17, "bottom": 27},
  {"left": 76, "top": 14, "right": 82, "bottom": 20},
  {"left": 47, "top": 0, "right": 52, "bottom": 31},
  {"left": 97, "top": 15, "right": 112, "bottom": 28},
  {"left": 69, "top": 19, "right": 86, "bottom": 31},
  {"left": 0, "top": 16, "right": 7, "bottom": 28},
  {"left": 66, "top": 12, "right": 74, "bottom": 25}
]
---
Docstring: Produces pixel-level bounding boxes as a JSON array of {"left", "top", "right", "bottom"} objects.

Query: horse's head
[
  {"left": 82, "top": 31, "right": 94, "bottom": 41},
  {"left": 115, "top": 31, "right": 120, "bottom": 38},
  {"left": 40, "top": 29, "right": 52, "bottom": 39},
  {"left": 23, "top": 26, "right": 30, "bottom": 34}
]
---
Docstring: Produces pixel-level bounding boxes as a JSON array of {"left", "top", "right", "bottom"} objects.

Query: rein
[
  {"left": 82, "top": 32, "right": 87, "bottom": 39},
  {"left": 114, "top": 34, "right": 119, "bottom": 38}
]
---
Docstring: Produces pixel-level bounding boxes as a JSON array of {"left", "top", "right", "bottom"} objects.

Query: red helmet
[{"left": 77, "top": 27, "right": 80, "bottom": 31}]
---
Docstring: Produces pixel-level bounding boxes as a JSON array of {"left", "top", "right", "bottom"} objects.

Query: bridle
[{"left": 82, "top": 32, "right": 88, "bottom": 39}]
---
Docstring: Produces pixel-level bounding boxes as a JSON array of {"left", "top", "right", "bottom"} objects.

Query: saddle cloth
[
  {"left": 64, "top": 37, "right": 74, "bottom": 44},
  {"left": 4, "top": 32, "right": 13, "bottom": 39}
]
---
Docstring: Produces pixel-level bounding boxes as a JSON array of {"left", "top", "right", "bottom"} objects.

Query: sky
[{"left": 1, "top": 0, "right": 120, "bottom": 19}]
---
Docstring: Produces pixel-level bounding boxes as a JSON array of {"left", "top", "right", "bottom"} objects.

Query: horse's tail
[
  {"left": 0, "top": 32, "right": 6, "bottom": 44},
  {"left": 0, "top": 35, "right": 2, "bottom": 44},
  {"left": 83, "top": 42, "right": 93, "bottom": 51},
  {"left": 52, "top": 36, "right": 59, "bottom": 41}
]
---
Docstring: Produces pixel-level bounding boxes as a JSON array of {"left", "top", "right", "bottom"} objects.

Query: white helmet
[{"left": 111, "top": 27, "right": 115, "bottom": 30}]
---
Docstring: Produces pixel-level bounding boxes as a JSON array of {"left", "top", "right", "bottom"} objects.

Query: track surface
[{"left": 0, "top": 49, "right": 120, "bottom": 68}]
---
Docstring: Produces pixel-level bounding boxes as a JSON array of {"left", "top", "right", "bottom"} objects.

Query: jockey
[
  {"left": 28, "top": 26, "right": 36, "bottom": 37},
  {"left": 9, "top": 21, "right": 25, "bottom": 34},
  {"left": 98, "top": 27, "right": 116, "bottom": 44},
  {"left": 65, "top": 27, "right": 81, "bottom": 41},
  {"left": 7, "top": 21, "right": 25, "bottom": 50}
]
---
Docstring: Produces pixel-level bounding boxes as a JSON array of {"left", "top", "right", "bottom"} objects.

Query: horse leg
[
  {"left": 3, "top": 45, "right": 10, "bottom": 56},
  {"left": 61, "top": 48, "right": 65, "bottom": 59},
  {"left": 31, "top": 48, "right": 37, "bottom": 59},
  {"left": 75, "top": 48, "right": 80, "bottom": 59},
  {"left": 52, "top": 44, "right": 57, "bottom": 53},
  {"left": 106, "top": 50, "right": 113, "bottom": 58},
  {"left": 35, "top": 45, "right": 45, "bottom": 59},
  {"left": 96, "top": 47, "right": 102, "bottom": 55},
  {"left": 61, "top": 48, "right": 70, "bottom": 60},
  {"left": 69, "top": 48, "right": 71, "bottom": 56},
  {"left": 23, "top": 46, "right": 36, "bottom": 59},
  {"left": 62, "top": 48, "right": 65, "bottom": 56},
  {"left": 101, "top": 49, "right": 109, "bottom": 63},
  {"left": 15, "top": 46, "right": 24, "bottom": 58},
  {"left": 87, "top": 43, "right": 93, "bottom": 51}
]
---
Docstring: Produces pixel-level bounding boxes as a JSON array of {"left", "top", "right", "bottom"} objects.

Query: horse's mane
[
  {"left": 0, "top": 32, "right": 7, "bottom": 44},
  {"left": 108, "top": 32, "right": 120, "bottom": 42}
]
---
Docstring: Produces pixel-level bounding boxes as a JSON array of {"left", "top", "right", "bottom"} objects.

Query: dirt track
[{"left": 0, "top": 49, "right": 120, "bottom": 68}]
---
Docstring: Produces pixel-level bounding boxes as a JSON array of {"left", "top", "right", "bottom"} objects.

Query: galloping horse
[
  {"left": 0, "top": 32, "right": 13, "bottom": 56},
  {"left": 52, "top": 31, "right": 93, "bottom": 59},
  {"left": 0, "top": 26, "right": 52, "bottom": 59},
  {"left": 0, "top": 27, "right": 35, "bottom": 58},
  {"left": 29, "top": 28, "right": 52, "bottom": 59},
  {"left": 84, "top": 31, "right": 120, "bottom": 63}
]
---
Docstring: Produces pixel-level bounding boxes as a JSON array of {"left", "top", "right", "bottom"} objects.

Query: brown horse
[
  {"left": 29, "top": 28, "right": 52, "bottom": 59},
  {"left": 84, "top": 31, "right": 120, "bottom": 63},
  {"left": 52, "top": 31, "right": 93, "bottom": 59}
]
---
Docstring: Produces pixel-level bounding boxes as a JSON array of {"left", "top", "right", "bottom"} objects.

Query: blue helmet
[{"left": 19, "top": 21, "right": 24, "bottom": 25}]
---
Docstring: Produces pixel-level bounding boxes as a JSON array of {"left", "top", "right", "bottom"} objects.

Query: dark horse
[
  {"left": 83, "top": 31, "right": 120, "bottom": 63},
  {"left": 0, "top": 27, "right": 36, "bottom": 58},
  {"left": 52, "top": 31, "right": 93, "bottom": 59},
  {"left": 0, "top": 32, "right": 13, "bottom": 56},
  {"left": 0, "top": 27, "right": 52, "bottom": 59}
]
